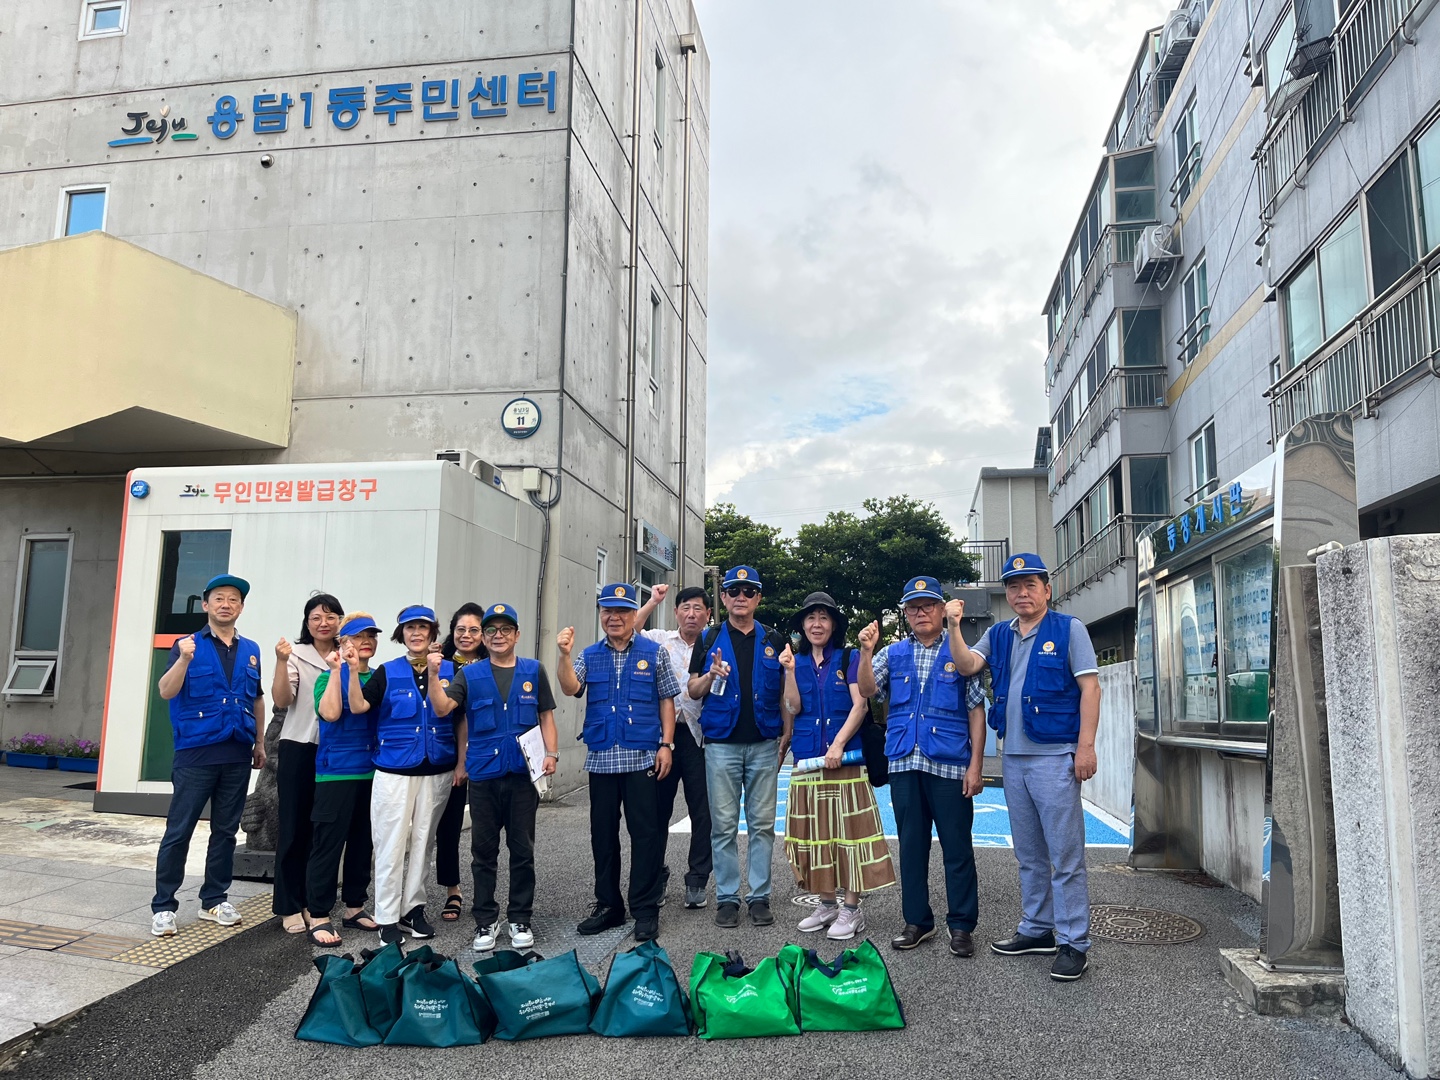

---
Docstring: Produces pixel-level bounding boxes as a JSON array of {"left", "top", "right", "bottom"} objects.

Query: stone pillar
[{"left": 1317, "top": 535, "right": 1440, "bottom": 1078}]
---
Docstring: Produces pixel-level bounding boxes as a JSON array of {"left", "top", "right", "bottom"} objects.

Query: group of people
[{"left": 149, "top": 552, "right": 1101, "bottom": 982}]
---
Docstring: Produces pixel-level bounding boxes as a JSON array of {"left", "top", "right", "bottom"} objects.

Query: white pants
[{"left": 370, "top": 770, "right": 451, "bottom": 925}]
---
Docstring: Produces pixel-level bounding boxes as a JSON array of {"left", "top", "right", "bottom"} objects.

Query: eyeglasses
[
  {"left": 903, "top": 601, "right": 941, "bottom": 615},
  {"left": 482, "top": 625, "right": 517, "bottom": 638},
  {"left": 454, "top": 626, "right": 483, "bottom": 636},
  {"left": 724, "top": 586, "right": 760, "bottom": 599}
]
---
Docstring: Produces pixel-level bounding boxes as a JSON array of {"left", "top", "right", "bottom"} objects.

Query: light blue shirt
[{"left": 972, "top": 615, "right": 1097, "bottom": 756}]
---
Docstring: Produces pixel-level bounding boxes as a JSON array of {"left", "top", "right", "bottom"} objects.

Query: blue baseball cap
[
  {"left": 722, "top": 565, "right": 762, "bottom": 590},
  {"left": 900, "top": 575, "right": 945, "bottom": 604},
  {"left": 395, "top": 604, "right": 439, "bottom": 626},
  {"left": 203, "top": 573, "right": 250, "bottom": 600},
  {"left": 481, "top": 602, "right": 519, "bottom": 627},
  {"left": 1001, "top": 553, "right": 1050, "bottom": 581},
  {"left": 597, "top": 583, "right": 640, "bottom": 609},
  {"left": 339, "top": 615, "right": 381, "bottom": 638}
]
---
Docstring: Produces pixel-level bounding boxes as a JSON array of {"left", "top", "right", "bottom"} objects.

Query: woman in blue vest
[
  {"left": 779, "top": 592, "right": 895, "bottom": 940},
  {"left": 304, "top": 612, "right": 381, "bottom": 947},
  {"left": 430, "top": 603, "right": 559, "bottom": 953},
  {"left": 345, "top": 604, "right": 458, "bottom": 945},
  {"left": 433, "top": 602, "right": 488, "bottom": 922}
]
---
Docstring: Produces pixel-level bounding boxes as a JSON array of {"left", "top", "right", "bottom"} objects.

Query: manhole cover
[{"left": 1090, "top": 905, "right": 1204, "bottom": 944}]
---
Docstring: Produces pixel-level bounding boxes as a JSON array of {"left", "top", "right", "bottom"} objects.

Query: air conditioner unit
[
  {"left": 1133, "top": 222, "right": 1182, "bottom": 284},
  {"left": 436, "top": 448, "right": 504, "bottom": 489},
  {"left": 1156, "top": 2, "right": 1200, "bottom": 73}
]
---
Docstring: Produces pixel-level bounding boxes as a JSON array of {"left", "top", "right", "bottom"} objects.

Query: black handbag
[{"left": 860, "top": 704, "right": 889, "bottom": 788}]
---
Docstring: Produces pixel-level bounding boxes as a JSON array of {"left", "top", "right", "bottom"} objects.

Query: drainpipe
[
  {"left": 621, "top": 0, "right": 645, "bottom": 575},
  {"left": 676, "top": 31, "right": 697, "bottom": 584}
]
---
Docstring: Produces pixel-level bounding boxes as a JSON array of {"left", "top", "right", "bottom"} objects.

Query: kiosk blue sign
[{"left": 1148, "top": 458, "right": 1276, "bottom": 572}]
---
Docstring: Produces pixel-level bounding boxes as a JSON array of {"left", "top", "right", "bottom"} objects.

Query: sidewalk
[{"left": 0, "top": 767, "right": 269, "bottom": 1051}]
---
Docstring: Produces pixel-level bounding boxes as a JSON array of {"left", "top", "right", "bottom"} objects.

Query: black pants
[
  {"left": 654, "top": 725, "right": 712, "bottom": 888},
  {"left": 435, "top": 779, "right": 467, "bottom": 889},
  {"left": 305, "top": 778, "right": 374, "bottom": 919},
  {"left": 273, "top": 740, "right": 317, "bottom": 917},
  {"left": 588, "top": 769, "right": 663, "bottom": 920},
  {"left": 468, "top": 772, "right": 539, "bottom": 927},
  {"left": 890, "top": 769, "right": 979, "bottom": 933}
]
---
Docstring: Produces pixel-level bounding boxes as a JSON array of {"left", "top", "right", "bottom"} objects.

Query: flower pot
[
  {"left": 5, "top": 752, "right": 56, "bottom": 769},
  {"left": 56, "top": 757, "right": 99, "bottom": 773}
]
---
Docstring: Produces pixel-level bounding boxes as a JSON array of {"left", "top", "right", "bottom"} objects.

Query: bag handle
[
  {"left": 721, "top": 950, "right": 751, "bottom": 978},
  {"left": 804, "top": 948, "right": 849, "bottom": 979}
]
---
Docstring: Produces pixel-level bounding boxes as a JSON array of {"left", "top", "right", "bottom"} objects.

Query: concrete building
[{"left": 0, "top": 0, "right": 712, "bottom": 785}]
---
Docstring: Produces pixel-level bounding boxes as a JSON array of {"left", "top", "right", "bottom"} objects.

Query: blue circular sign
[
  {"left": 501, "top": 397, "right": 542, "bottom": 439},
  {"left": 129, "top": 479, "right": 150, "bottom": 499}
]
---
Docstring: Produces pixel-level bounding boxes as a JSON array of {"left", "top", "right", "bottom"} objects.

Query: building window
[
  {"left": 1113, "top": 149, "right": 1157, "bottom": 223},
  {"left": 1118, "top": 308, "right": 1164, "bottom": 367},
  {"left": 647, "top": 291, "right": 662, "bottom": 414},
  {"left": 1179, "top": 258, "right": 1209, "bottom": 363},
  {"left": 1261, "top": 5, "right": 1296, "bottom": 103},
  {"left": 1129, "top": 455, "right": 1171, "bottom": 517},
  {"left": 654, "top": 49, "right": 666, "bottom": 150},
  {"left": 4, "top": 536, "right": 73, "bottom": 698},
  {"left": 595, "top": 548, "right": 609, "bottom": 640},
  {"left": 1174, "top": 96, "right": 1200, "bottom": 204},
  {"left": 80, "top": 0, "right": 128, "bottom": 39},
  {"left": 59, "top": 186, "right": 108, "bottom": 237},
  {"left": 1190, "top": 420, "right": 1218, "bottom": 499},
  {"left": 1417, "top": 120, "right": 1440, "bottom": 254},
  {"left": 1283, "top": 205, "right": 1367, "bottom": 366},
  {"left": 1367, "top": 151, "right": 1419, "bottom": 296}
]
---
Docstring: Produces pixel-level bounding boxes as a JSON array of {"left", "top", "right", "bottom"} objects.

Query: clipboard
[{"left": 517, "top": 725, "right": 551, "bottom": 795}]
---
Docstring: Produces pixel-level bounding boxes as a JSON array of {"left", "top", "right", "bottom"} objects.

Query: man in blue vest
[
  {"left": 150, "top": 574, "right": 265, "bottom": 937},
  {"left": 686, "top": 565, "right": 786, "bottom": 929},
  {"left": 430, "top": 603, "right": 559, "bottom": 953},
  {"left": 857, "top": 575, "right": 988, "bottom": 957},
  {"left": 557, "top": 583, "right": 679, "bottom": 943},
  {"left": 949, "top": 553, "right": 1102, "bottom": 981}
]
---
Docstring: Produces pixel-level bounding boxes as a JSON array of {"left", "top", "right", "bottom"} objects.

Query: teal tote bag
[
  {"left": 478, "top": 949, "right": 602, "bottom": 1040},
  {"left": 383, "top": 958, "right": 494, "bottom": 1047},
  {"left": 295, "top": 954, "right": 383, "bottom": 1047},
  {"left": 591, "top": 940, "right": 692, "bottom": 1037}
]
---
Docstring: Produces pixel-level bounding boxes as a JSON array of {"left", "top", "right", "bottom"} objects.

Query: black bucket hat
[{"left": 790, "top": 591, "right": 849, "bottom": 647}]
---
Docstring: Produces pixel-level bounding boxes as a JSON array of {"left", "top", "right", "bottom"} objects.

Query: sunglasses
[{"left": 724, "top": 586, "right": 760, "bottom": 599}]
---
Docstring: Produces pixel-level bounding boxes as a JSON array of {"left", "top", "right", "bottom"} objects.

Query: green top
[{"left": 313, "top": 668, "right": 375, "bottom": 782}]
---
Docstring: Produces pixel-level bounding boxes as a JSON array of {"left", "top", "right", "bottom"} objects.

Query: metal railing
[
  {"left": 1046, "top": 225, "right": 1148, "bottom": 391},
  {"left": 1049, "top": 366, "right": 1169, "bottom": 492},
  {"left": 1053, "top": 514, "right": 1168, "bottom": 601},
  {"left": 1176, "top": 304, "right": 1211, "bottom": 365},
  {"left": 959, "top": 539, "right": 1011, "bottom": 587},
  {"left": 1268, "top": 260, "right": 1440, "bottom": 439},
  {"left": 1258, "top": 0, "right": 1420, "bottom": 217}
]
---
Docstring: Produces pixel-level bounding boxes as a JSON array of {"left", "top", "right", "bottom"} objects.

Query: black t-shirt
[
  {"left": 690, "top": 623, "right": 763, "bottom": 744},
  {"left": 359, "top": 662, "right": 451, "bottom": 777},
  {"left": 445, "top": 663, "right": 557, "bottom": 714}
]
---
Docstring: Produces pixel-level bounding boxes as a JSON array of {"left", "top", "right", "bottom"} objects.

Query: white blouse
[{"left": 279, "top": 643, "right": 330, "bottom": 745}]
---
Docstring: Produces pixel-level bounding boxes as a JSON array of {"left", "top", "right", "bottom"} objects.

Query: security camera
[{"left": 260, "top": 154, "right": 274, "bottom": 168}]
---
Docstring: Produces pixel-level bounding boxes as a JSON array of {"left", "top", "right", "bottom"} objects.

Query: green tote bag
[
  {"left": 478, "top": 949, "right": 603, "bottom": 1040},
  {"left": 591, "top": 940, "right": 692, "bottom": 1038},
  {"left": 782, "top": 940, "right": 905, "bottom": 1032},
  {"left": 295, "top": 954, "right": 383, "bottom": 1047},
  {"left": 383, "top": 958, "right": 495, "bottom": 1047},
  {"left": 354, "top": 941, "right": 412, "bottom": 1038},
  {"left": 689, "top": 951, "right": 801, "bottom": 1040}
]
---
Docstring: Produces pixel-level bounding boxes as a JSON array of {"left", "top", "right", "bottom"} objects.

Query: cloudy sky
[{"left": 690, "top": 0, "right": 1172, "bottom": 535}]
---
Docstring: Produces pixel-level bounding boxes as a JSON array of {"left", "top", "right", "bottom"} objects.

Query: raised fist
[
  {"left": 426, "top": 643, "right": 444, "bottom": 675},
  {"left": 325, "top": 649, "right": 342, "bottom": 672},
  {"left": 340, "top": 641, "right": 359, "bottom": 667},
  {"left": 177, "top": 635, "right": 196, "bottom": 660},
  {"left": 778, "top": 644, "right": 795, "bottom": 671},
  {"left": 556, "top": 626, "right": 575, "bottom": 655},
  {"left": 275, "top": 637, "right": 293, "bottom": 662},
  {"left": 946, "top": 598, "right": 966, "bottom": 622},
  {"left": 652, "top": 583, "right": 669, "bottom": 603},
  {"left": 857, "top": 621, "right": 880, "bottom": 652}
]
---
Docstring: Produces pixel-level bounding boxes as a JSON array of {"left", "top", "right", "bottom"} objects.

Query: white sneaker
[
  {"left": 827, "top": 905, "right": 865, "bottom": 940},
  {"left": 509, "top": 922, "right": 535, "bottom": 949},
  {"left": 151, "top": 911, "right": 178, "bottom": 937},
  {"left": 798, "top": 904, "right": 839, "bottom": 932},
  {"left": 198, "top": 901, "right": 241, "bottom": 927},
  {"left": 472, "top": 925, "right": 497, "bottom": 952}
]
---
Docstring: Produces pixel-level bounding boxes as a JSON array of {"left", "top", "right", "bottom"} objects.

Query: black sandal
[
  {"left": 308, "top": 922, "right": 343, "bottom": 948},
  {"left": 441, "top": 895, "right": 464, "bottom": 922},
  {"left": 342, "top": 911, "right": 379, "bottom": 931}
]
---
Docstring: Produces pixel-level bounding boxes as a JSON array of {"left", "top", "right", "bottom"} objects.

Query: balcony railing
[
  {"left": 1257, "top": 0, "right": 1420, "bottom": 218},
  {"left": 1045, "top": 225, "right": 1148, "bottom": 391},
  {"left": 1052, "top": 514, "right": 1168, "bottom": 601},
  {"left": 959, "top": 539, "right": 1011, "bottom": 587},
  {"left": 1049, "top": 367, "right": 1169, "bottom": 493},
  {"left": 1268, "top": 259, "right": 1440, "bottom": 440}
]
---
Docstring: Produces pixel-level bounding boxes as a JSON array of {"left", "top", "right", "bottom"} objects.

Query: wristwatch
[
  {"left": 659, "top": 742, "right": 675, "bottom": 751},
  {"left": 544, "top": 751, "right": 560, "bottom": 761}
]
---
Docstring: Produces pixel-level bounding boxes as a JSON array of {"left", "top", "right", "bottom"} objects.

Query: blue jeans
[
  {"left": 1005, "top": 753, "right": 1091, "bottom": 950},
  {"left": 151, "top": 762, "right": 251, "bottom": 913},
  {"left": 890, "top": 769, "right": 978, "bottom": 933},
  {"left": 704, "top": 740, "right": 780, "bottom": 906}
]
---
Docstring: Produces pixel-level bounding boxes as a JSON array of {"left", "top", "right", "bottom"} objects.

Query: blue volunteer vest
[
  {"left": 169, "top": 627, "right": 262, "bottom": 751},
  {"left": 463, "top": 657, "right": 542, "bottom": 780},
  {"left": 581, "top": 635, "right": 664, "bottom": 751},
  {"left": 697, "top": 622, "right": 784, "bottom": 740},
  {"left": 790, "top": 649, "right": 861, "bottom": 760},
  {"left": 373, "top": 656, "right": 457, "bottom": 771},
  {"left": 315, "top": 664, "right": 376, "bottom": 777},
  {"left": 987, "top": 610, "right": 1083, "bottom": 743},
  {"left": 883, "top": 634, "right": 973, "bottom": 767}
]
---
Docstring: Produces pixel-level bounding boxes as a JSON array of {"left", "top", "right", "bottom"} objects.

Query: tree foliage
[{"left": 703, "top": 496, "right": 977, "bottom": 645}]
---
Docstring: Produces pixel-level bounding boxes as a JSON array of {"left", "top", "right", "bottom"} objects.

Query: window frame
[
  {"left": 647, "top": 290, "right": 663, "bottom": 415},
  {"left": 79, "top": 0, "right": 128, "bottom": 40},
  {"left": 1179, "top": 257, "right": 1210, "bottom": 364},
  {"left": 6, "top": 534, "right": 75, "bottom": 702},
  {"left": 1415, "top": 113, "right": 1440, "bottom": 256},
  {"left": 1190, "top": 420, "right": 1219, "bottom": 499},
  {"left": 1173, "top": 95, "right": 1201, "bottom": 205},
  {"left": 56, "top": 183, "right": 109, "bottom": 238},
  {"left": 1260, "top": 3, "right": 1297, "bottom": 104}
]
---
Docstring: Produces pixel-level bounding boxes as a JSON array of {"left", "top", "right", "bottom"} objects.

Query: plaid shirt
[
  {"left": 872, "top": 631, "right": 987, "bottom": 780},
  {"left": 573, "top": 635, "right": 680, "bottom": 775}
]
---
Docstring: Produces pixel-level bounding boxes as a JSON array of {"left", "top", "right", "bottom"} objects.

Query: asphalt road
[{"left": 6, "top": 788, "right": 1393, "bottom": 1080}]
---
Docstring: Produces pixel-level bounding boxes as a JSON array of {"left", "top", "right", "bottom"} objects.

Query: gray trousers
[{"left": 1004, "top": 753, "right": 1091, "bottom": 951}]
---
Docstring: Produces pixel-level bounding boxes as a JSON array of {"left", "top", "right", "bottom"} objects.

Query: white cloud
[{"left": 692, "top": 0, "right": 1173, "bottom": 534}]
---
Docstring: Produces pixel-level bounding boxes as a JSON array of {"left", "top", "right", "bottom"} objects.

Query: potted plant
[
  {"left": 56, "top": 738, "right": 100, "bottom": 773},
  {"left": 4, "top": 733, "right": 58, "bottom": 769}
]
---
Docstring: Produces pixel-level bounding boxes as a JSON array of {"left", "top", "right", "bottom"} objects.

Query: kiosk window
[
  {"left": 1221, "top": 544, "right": 1273, "bottom": 730},
  {"left": 1136, "top": 590, "right": 1158, "bottom": 734},
  {"left": 1169, "top": 572, "right": 1218, "bottom": 729},
  {"left": 155, "top": 531, "right": 231, "bottom": 636}
]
